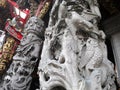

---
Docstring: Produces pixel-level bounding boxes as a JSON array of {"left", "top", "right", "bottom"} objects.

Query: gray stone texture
[
  {"left": 0, "top": 16, "right": 45, "bottom": 90},
  {"left": 38, "top": 0, "right": 116, "bottom": 90}
]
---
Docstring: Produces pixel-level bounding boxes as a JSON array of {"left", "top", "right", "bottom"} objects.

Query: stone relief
[
  {"left": 0, "top": 16, "right": 45, "bottom": 90},
  {"left": 38, "top": 0, "right": 116, "bottom": 90}
]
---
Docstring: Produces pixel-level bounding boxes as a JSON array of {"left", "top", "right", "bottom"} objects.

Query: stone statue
[
  {"left": 38, "top": 0, "right": 116, "bottom": 90},
  {"left": 0, "top": 16, "right": 45, "bottom": 90}
]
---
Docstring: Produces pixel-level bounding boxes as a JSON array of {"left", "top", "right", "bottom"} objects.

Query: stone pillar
[
  {"left": 38, "top": 0, "right": 116, "bottom": 90},
  {"left": 0, "top": 16, "right": 45, "bottom": 90},
  {"left": 111, "top": 32, "right": 120, "bottom": 87},
  {"left": 103, "top": 14, "right": 120, "bottom": 88}
]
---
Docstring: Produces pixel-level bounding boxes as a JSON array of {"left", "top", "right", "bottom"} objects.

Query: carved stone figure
[
  {"left": 38, "top": 0, "right": 116, "bottom": 90},
  {"left": 0, "top": 16, "right": 45, "bottom": 90}
]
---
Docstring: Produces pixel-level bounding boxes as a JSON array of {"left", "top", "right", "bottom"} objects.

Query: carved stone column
[
  {"left": 38, "top": 0, "right": 116, "bottom": 90},
  {"left": 0, "top": 16, "right": 45, "bottom": 90}
]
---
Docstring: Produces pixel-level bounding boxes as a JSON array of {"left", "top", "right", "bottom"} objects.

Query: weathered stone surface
[
  {"left": 38, "top": 0, "right": 116, "bottom": 90},
  {"left": 0, "top": 16, "right": 45, "bottom": 90}
]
